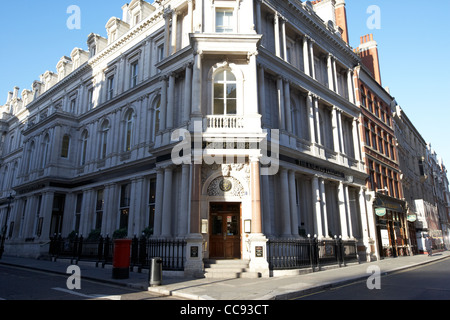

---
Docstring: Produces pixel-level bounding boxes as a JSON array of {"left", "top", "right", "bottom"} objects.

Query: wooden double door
[{"left": 209, "top": 203, "right": 241, "bottom": 259}]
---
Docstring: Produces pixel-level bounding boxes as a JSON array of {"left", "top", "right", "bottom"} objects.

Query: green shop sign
[{"left": 375, "top": 208, "right": 387, "bottom": 217}]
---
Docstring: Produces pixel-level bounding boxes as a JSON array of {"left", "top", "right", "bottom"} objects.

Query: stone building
[{"left": 0, "top": 0, "right": 394, "bottom": 275}]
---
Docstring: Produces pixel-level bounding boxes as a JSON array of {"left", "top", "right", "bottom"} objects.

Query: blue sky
[{"left": 1, "top": 0, "right": 449, "bottom": 166}]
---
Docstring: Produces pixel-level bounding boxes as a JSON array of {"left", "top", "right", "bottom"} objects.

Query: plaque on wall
[
  {"left": 255, "top": 246, "right": 264, "bottom": 258},
  {"left": 190, "top": 246, "right": 199, "bottom": 258}
]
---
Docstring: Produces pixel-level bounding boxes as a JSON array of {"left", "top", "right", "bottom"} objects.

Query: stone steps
[{"left": 204, "top": 259, "right": 261, "bottom": 279}]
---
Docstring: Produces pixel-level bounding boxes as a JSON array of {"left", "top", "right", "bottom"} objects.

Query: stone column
[
  {"left": 258, "top": 64, "right": 266, "bottom": 124},
  {"left": 191, "top": 51, "right": 202, "bottom": 116},
  {"left": 277, "top": 77, "right": 285, "bottom": 130},
  {"left": 280, "top": 168, "right": 291, "bottom": 237},
  {"left": 312, "top": 176, "right": 323, "bottom": 238},
  {"left": 153, "top": 168, "right": 164, "bottom": 237},
  {"left": 309, "top": 39, "right": 316, "bottom": 79},
  {"left": 129, "top": 177, "right": 144, "bottom": 237},
  {"left": 183, "top": 63, "right": 192, "bottom": 123},
  {"left": 319, "top": 178, "right": 329, "bottom": 238},
  {"left": 273, "top": 13, "right": 280, "bottom": 58},
  {"left": 171, "top": 10, "right": 178, "bottom": 55},
  {"left": 261, "top": 174, "right": 271, "bottom": 236},
  {"left": 159, "top": 76, "right": 167, "bottom": 132},
  {"left": 103, "top": 183, "right": 117, "bottom": 237},
  {"left": 281, "top": 17, "right": 287, "bottom": 61},
  {"left": 163, "top": 10, "right": 171, "bottom": 58},
  {"left": 327, "top": 54, "right": 334, "bottom": 91},
  {"left": 331, "top": 107, "right": 341, "bottom": 154},
  {"left": 352, "top": 118, "right": 362, "bottom": 162},
  {"left": 161, "top": 166, "right": 173, "bottom": 238},
  {"left": 338, "top": 182, "right": 349, "bottom": 239},
  {"left": 187, "top": 0, "right": 194, "bottom": 33},
  {"left": 344, "top": 184, "right": 354, "bottom": 239},
  {"left": 255, "top": 0, "right": 262, "bottom": 34},
  {"left": 337, "top": 110, "right": 345, "bottom": 158},
  {"left": 303, "top": 36, "right": 310, "bottom": 76},
  {"left": 178, "top": 164, "right": 190, "bottom": 237},
  {"left": 40, "top": 192, "right": 55, "bottom": 240},
  {"left": 332, "top": 58, "right": 339, "bottom": 95},
  {"left": 249, "top": 156, "right": 269, "bottom": 277},
  {"left": 166, "top": 73, "right": 175, "bottom": 129},
  {"left": 251, "top": 158, "right": 263, "bottom": 234},
  {"left": 347, "top": 69, "right": 355, "bottom": 103},
  {"left": 289, "top": 170, "right": 300, "bottom": 237},
  {"left": 359, "top": 187, "right": 376, "bottom": 261},
  {"left": 185, "top": 163, "right": 204, "bottom": 277}
]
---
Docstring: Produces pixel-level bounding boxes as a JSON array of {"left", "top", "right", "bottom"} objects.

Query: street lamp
[{"left": 0, "top": 194, "right": 15, "bottom": 260}]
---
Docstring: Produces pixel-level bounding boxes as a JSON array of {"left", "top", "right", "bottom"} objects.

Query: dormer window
[
  {"left": 90, "top": 45, "right": 96, "bottom": 57},
  {"left": 134, "top": 13, "right": 141, "bottom": 25},
  {"left": 105, "top": 17, "right": 130, "bottom": 45}
]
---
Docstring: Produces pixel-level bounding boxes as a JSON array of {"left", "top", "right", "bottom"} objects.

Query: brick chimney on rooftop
[{"left": 357, "top": 33, "right": 382, "bottom": 85}]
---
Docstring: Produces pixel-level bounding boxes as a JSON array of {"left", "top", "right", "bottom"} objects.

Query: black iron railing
[
  {"left": 49, "top": 235, "right": 186, "bottom": 271},
  {"left": 267, "top": 236, "right": 359, "bottom": 270},
  {"left": 49, "top": 234, "right": 113, "bottom": 267}
]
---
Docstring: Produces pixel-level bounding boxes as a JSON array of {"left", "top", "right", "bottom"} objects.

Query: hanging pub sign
[
  {"left": 407, "top": 214, "right": 417, "bottom": 222},
  {"left": 375, "top": 207, "right": 387, "bottom": 217}
]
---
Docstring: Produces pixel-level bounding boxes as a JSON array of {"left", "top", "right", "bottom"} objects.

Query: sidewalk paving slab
[{"left": 1, "top": 250, "right": 449, "bottom": 300}]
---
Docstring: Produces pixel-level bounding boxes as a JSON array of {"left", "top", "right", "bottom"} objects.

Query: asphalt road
[
  {"left": 294, "top": 256, "right": 450, "bottom": 300},
  {"left": 0, "top": 264, "right": 183, "bottom": 301}
]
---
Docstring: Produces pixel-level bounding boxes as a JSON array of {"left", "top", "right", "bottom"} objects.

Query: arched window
[
  {"left": 80, "top": 130, "right": 89, "bottom": 166},
  {"left": 99, "top": 121, "right": 109, "bottom": 160},
  {"left": 61, "top": 135, "right": 70, "bottom": 158},
  {"left": 153, "top": 96, "right": 161, "bottom": 140},
  {"left": 42, "top": 134, "right": 50, "bottom": 168},
  {"left": 27, "top": 141, "right": 35, "bottom": 173},
  {"left": 213, "top": 70, "right": 237, "bottom": 115},
  {"left": 124, "top": 110, "right": 134, "bottom": 152}
]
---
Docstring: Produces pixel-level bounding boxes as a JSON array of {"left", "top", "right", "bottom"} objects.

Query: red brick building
[{"left": 354, "top": 34, "right": 410, "bottom": 259}]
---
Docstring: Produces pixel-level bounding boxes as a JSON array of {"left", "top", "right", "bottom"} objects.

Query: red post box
[{"left": 112, "top": 239, "right": 132, "bottom": 279}]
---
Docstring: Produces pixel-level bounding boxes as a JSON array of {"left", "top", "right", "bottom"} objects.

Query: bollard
[{"left": 149, "top": 257, "right": 163, "bottom": 287}]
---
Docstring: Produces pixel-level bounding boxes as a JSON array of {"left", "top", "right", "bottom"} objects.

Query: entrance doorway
[{"left": 209, "top": 202, "right": 241, "bottom": 259}]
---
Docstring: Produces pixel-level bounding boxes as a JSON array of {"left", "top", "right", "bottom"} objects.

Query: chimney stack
[
  {"left": 6, "top": 91, "right": 13, "bottom": 104},
  {"left": 335, "top": 0, "right": 349, "bottom": 44},
  {"left": 13, "top": 87, "right": 19, "bottom": 99},
  {"left": 357, "top": 33, "right": 382, "bottom": 85}
]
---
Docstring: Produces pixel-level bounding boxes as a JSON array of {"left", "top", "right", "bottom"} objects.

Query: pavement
[{"left": 1, "top": 250, "right": 449, "bottom": 300}]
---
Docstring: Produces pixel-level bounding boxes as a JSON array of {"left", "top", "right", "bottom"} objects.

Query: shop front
[{"left": 374, "top": 193, "right": 409, "bottom": 258}]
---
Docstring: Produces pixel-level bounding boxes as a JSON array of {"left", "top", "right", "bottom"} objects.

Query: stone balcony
[{"left": 204, "top": 114, "right": 263, "bottom": 137}]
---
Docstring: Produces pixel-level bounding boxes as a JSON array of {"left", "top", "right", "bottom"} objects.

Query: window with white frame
[
  {"left": 87, "top": 87, "right": 94, "bottom": 110},
  {"left": 107, "top": 75, "right": 115, "bottom": 100},
  {"left": 61, "top": 135, "right": 70, "bottom": 158},
  {"left": 130, "top": 61, "right": 139, "bottom": 88},
  {"left": 153, "top": 96, "right": 161, "bottom": 139},
  {"left": 215, "top": 9, "right": 234, "bottom": 33},
  {"left": 213, "top": 70, "right": 237, "bottom": 115}
]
